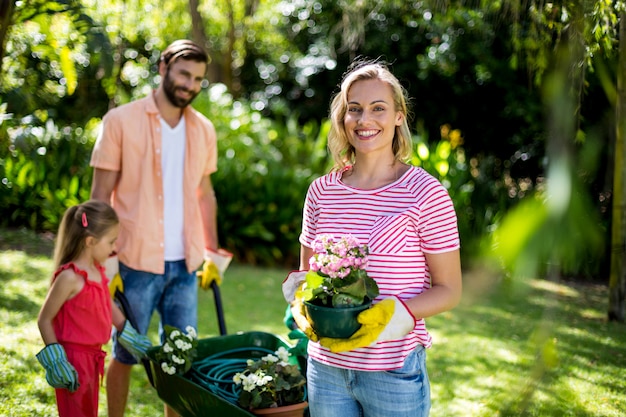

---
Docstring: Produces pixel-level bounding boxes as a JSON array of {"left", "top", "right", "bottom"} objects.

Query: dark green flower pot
[{"left": 304, "top": 299, "right": 372, "bottom": 339}]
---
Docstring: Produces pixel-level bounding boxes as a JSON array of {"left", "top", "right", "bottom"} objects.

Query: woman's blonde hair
[
  {"left": 53, "top": 200, "right": 119, "bottom": 270},
  {"left": 327, "top": 58, "right": 413, "bottom": 170}
]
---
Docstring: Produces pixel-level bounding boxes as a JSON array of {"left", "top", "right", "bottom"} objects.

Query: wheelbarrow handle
[
  {"left": 114, "top": 288, "right": 155, "bottom": 387},
  {"left": 211, "top": 280, "right": 227, "bottom": 336}
]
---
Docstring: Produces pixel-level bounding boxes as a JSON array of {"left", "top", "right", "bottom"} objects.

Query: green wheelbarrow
[{"left": 146, "top": 331, "right": 305, "bottom": 417}]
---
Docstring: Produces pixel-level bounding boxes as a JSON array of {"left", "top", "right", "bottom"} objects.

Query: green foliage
[
  {"left": 0, "top": 106, "right": 95, "bottom": 230},
  {"left": 0, "top": 86, "right": 544, "bottom": 270},
  {"left": 192, "top": 85, "right": 331, "bottom": 266},
  {"left": 0, "top": 85, "right": 332, "bottom": 267},
  {"left": 410, "top": 126, "right": 506, "bottom": 265},
  {"left": 0, "top": 0, "right": 616, "bottom": 279},
  {"left": 488, "top": 54, "right": 609, "bottom": 281},
  {"left": 1, "top": 0, "right": 110, "bottom": 123}
]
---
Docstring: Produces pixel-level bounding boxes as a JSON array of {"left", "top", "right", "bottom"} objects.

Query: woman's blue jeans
[{"left": 306, "top": 346, "right": 431, "bottom": 417}]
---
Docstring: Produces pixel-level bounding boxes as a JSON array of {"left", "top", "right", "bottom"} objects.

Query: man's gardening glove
[
  {"left": 198, "top": 249, "right": 233, "bottom": 289},
  {"left": 103, "top": 253, "right": 124, "bottom": 298},
  {"left": 36, "top": 343, "right": 80, "bottom": 392},
  {"left": 319, "top": 296, "right": 415, "bottom": 353},
  {"left": 117, "top": 321, "right": 152, "bottom": 360},
  {"left": 282, "top": 271, "right": 319, "bottom": 342}
]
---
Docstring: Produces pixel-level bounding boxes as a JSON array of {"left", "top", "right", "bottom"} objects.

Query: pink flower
[
  {"left": 309, "top": 234, "right": 369, "bottom": 279},
  {"left": 304, "top": 234, "right": 378, "bottom": 308}
]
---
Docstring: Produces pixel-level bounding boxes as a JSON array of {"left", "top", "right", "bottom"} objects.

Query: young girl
[{"left": 36, "top": 200, "right": 151, "bottom": 417}]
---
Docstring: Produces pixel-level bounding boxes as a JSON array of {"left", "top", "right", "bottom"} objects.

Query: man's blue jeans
[{"left": 112, "top": 260, "right": 197, "bottom": 365}]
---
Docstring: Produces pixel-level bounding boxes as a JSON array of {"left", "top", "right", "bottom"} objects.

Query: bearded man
[{"left": 90, "top": 40, "right": 223, "bottom": 417}]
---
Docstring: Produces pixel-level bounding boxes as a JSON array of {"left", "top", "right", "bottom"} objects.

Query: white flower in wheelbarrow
[
  {"left": 155, "top": 325, "right": 198, "bottom": 375},
  {"left": 233, "top": 346, "right": 306, "bottom": 410}
]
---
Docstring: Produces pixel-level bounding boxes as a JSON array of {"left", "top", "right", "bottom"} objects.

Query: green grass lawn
[{"left": 1, "top": 228, "right": 625, "bottom": 416}]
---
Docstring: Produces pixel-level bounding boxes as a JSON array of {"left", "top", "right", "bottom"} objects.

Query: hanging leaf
[{"left": 59, "top": 46, "right": 77, "bottom": 95}]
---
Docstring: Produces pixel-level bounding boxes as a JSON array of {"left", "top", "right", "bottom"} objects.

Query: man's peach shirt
[{"left": 90, "top": 93, "right": 217, "bottom": 274}]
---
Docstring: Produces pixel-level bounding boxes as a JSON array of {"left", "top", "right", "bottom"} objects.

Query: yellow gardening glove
[
  {"left": 109, "top": 273, "right": 124, "bottom": 298},
  {"left": 197, "top": 249, "right": 233, "bottom": 290},
  {"left": 319, "top": 297, "right": 415, "bottom": 353},
  {"left": 197, "top": 259, "right": 221, "bottom": 289},
  {"left": 290, "top": 297, "right": 319, "bottom": 343},
  {"left": 103, "top": 254, "right": 123, "bottom": 298}
]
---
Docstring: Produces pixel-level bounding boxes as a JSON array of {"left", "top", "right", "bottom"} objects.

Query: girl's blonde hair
[
  {"left": 327, "top": 59, "right": 413, "bottom": 171},
  {"left": 53, "top": 200, "right": 119, "bottom": 270}
]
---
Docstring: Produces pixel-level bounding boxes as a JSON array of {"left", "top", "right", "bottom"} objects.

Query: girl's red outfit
[{"left": 52, "top": 262, "right": 112, "bottom": 417}]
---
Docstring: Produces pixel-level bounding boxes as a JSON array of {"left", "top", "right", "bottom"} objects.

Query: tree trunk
[
  {"left": 224, "top": 0, "right": 235, "bottom": 94},
  {"left": 188, "top": 0, "right": 221, "bottom": 84},
  {"left": 0, "top": 0, "right": 15, "bottom": 76},
  {"left": 608, "top": 10, "right": 626, "bottom": 322}
]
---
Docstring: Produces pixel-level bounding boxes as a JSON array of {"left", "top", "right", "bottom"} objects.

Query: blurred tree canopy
[{"left": 1, "top": 0, "right": 625, "bottom": 318}]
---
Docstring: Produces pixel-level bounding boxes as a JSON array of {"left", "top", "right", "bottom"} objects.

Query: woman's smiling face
[{"left": 343, "top": 78, "right": 404, "bottom": 157}]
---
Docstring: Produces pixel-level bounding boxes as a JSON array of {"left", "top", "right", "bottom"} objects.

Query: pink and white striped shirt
[{"left": 300, "top": 165, "right": 460, "bottom": 371}]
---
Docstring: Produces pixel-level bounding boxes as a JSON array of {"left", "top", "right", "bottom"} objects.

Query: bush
[
  {"left": 0, "top": 88, "right": 332, "bottom": 267},
  {"left": 4, "top": 88, "right": 586, "bottom": 273},
  {"left": 193, "top": 85, "right": 331, "bottom": 266},
  {"left": 0, "top": 104, "right": 95, "bottom": 230}
]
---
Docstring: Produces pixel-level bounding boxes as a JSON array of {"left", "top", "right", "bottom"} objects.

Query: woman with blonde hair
[{"left": 284, "top": 58, "right": 462, "bottom": 416}]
